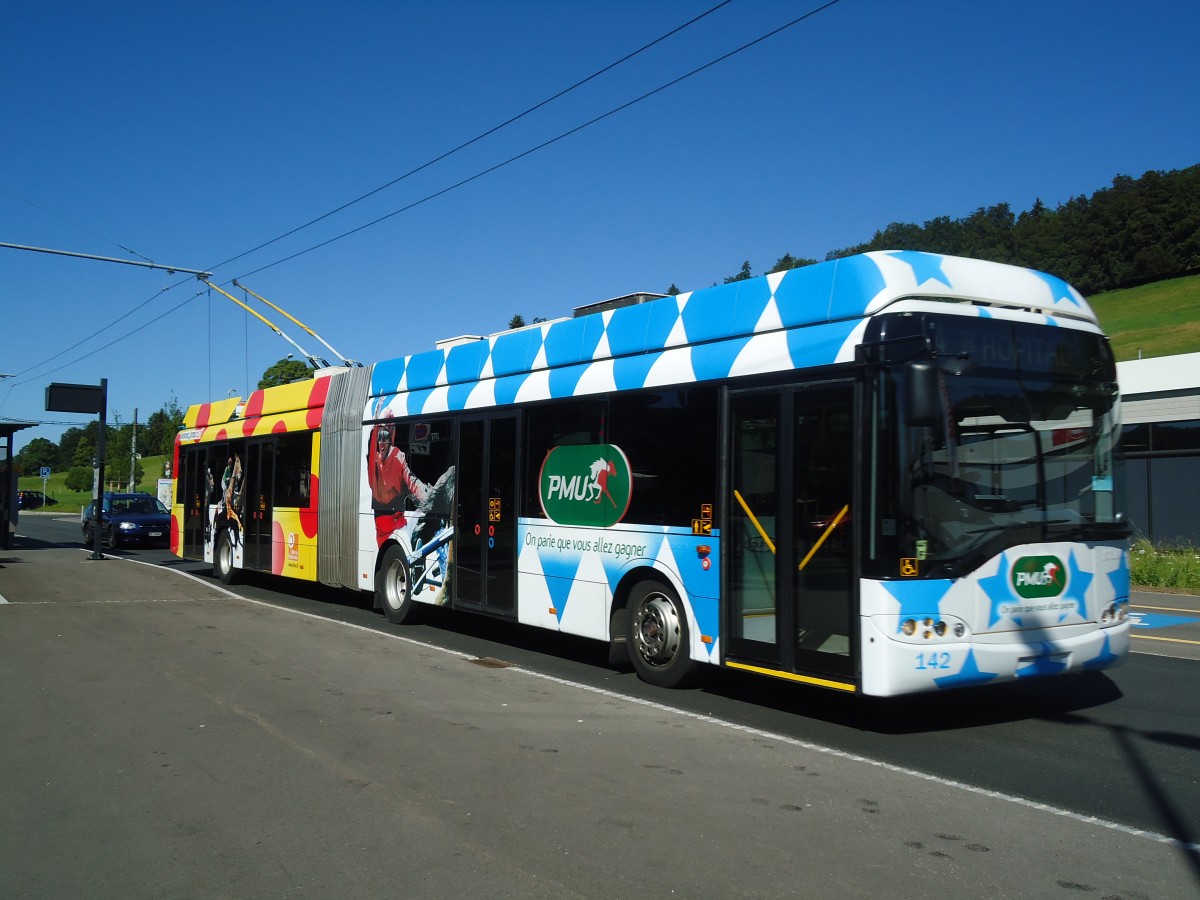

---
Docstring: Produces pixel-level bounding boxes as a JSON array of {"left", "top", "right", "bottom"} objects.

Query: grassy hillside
[
  {"left": 1088, "top": 272, "right": 1200, "bottom": 361},
  {"left": 17, "top": 455, "right": 170, "bottom": 515}
]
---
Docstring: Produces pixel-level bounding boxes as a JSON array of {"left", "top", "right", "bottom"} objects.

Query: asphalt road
[{"left": 4, "top": 513, "right": 1199, "bottom": 898}]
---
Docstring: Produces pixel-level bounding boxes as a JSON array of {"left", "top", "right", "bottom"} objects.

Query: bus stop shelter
[{"left": 1, "top": 421, "right": 36, "bottom": 550}]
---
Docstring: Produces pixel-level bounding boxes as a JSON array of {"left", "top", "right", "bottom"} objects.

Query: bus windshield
[{"left": 870, "top": 312, "right": 1124, "bottom": 578}]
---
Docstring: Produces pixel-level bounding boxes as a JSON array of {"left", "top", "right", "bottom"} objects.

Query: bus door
[
  {"left": 179, "top": 444, "right": 208, "bottom": 558},
  {"left": 242, "top": 440, "right": 275, "bottom": 572},
  {"left": 455, "top": 414, "right": 519, "bottom": 615},
  {"left": 726, "top": 382, "right": 856, "bottom": 681}
]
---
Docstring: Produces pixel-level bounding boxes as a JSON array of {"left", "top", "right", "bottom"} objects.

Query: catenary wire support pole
[
  {"left": 0, "top": 242, "right": 212, "bottom": 278},
  {"left": 233, "top": 279, "right": 361, "bottom": 367},
  {"left": 45, "top": 379, "right": 108, "bottom": 560},
  {"left": 200, "top": 279, "right": 327, "bottom": 369}
]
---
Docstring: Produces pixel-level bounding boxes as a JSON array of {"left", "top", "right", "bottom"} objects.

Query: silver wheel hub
[
  {"left": 384, "top": 559, "right": 408, "bottom": 610},
  {"left": 633, "top": 593, "right": 681, "bottom": 668}
]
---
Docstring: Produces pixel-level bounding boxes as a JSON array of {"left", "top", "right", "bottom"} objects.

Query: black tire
[
  {"left": 377, "top": 544, "right": 424, "bottom": 624},
  {"left": 214, "top": 530, "right": 240, "bottom": 585},
  {"left": 83, "top": 525, "right": 94, "bottom": 546},
  {"left": 626, "top": 580, "right": 698, "bottom": 688},
  {"left": 105, "top": 526, "right": 120, "bottom": 550}
]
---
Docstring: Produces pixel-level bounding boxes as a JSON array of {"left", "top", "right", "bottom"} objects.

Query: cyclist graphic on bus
[{"left": 367, "top": 415, "right": 455, "bottom": 605}]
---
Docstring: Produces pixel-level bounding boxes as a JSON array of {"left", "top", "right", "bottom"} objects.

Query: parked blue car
[{"left": 81, "top": 492, "right": 171, "bottom": 548}]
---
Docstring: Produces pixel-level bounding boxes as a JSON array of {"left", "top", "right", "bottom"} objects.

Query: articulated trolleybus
[{"left": 173, "top": 251, "right": 1130, "bottom": 697}]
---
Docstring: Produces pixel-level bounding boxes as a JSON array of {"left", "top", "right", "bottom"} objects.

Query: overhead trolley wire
[
  {"left": 233, "top": 0, "right": 845, "bottom": 281},
  {"left": 4, "top": 0, "right": 845, "bottom": 383},
  {"left": 0, "top": 185, "right": 156, "bottom": 265},
  {"left": 2, "top": 2, "right": 738, "bottom": 387},
  {"left": 210, "top": 0, "right": 737, "bottom": 272}
]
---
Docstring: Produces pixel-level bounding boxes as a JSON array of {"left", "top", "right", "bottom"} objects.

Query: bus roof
[{"left": 367, "top": 252, "right": 1097, "bottom": 417}]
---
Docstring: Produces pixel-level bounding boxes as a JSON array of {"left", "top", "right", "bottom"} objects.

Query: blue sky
[{"left": 3, "top": 0, "right": 1198, "bottom": 454}]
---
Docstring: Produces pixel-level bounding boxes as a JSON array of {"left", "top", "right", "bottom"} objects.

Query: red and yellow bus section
[{"left": 172, "top": 378, "right": 327, "bottom": 583}]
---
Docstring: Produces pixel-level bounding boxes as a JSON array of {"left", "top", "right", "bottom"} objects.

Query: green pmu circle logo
[
  {"left": 1011, "top": 555, "right": 1067, "bottom": 599},
  {"left": 538, "top": 444, "right": 632, "bottom": 527}
]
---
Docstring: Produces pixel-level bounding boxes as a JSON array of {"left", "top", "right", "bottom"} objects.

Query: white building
[{"left": 1117, "top": 352, "right": 1200, "bottom": 544}]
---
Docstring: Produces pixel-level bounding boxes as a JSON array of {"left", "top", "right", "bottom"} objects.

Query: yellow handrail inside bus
[
  {"left": 798, "top": 504, "right": 849, "bottom": 572},
  {"left": 732, "top": 489, "right": 776, "bottom": 555}
]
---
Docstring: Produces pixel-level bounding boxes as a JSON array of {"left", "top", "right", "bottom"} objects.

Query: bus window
[
  {"left": 274, "top": 433, "right": 314, "bottom": 508},
  {"left": 609, "top": 388, "right": 717, "bottom": 525}
]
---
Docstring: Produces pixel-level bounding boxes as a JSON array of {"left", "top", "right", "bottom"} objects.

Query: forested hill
[
  {"left": 823, "top": 164, "right": 1199, "bottom": 295},
  {"left": 716, "top": 165, "right": 1199, "bottom": 296}
]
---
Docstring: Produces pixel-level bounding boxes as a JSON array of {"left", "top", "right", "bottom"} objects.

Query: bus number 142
[{"left": 915, "top": 651, "right": 952, "bottom": 670}]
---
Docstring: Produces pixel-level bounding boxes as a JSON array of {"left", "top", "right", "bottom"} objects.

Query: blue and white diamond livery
[{"left": 368, "top": 251, "right": 1096, "bottom": 415}]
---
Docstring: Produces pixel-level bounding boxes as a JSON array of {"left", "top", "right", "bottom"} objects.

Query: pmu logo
[
  {"left": 538, "top": 444, "right": 632, "bottom": 527},
  {"left": 1011, "top": 555, "right": 1066, "bottom": 599}
]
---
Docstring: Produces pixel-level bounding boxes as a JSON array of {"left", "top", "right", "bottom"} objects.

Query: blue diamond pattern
[
  {"left": 491, "top": 329, "right": 543, "bottom": 377},
  {"left": 773, "top": 260, "right": 837, "bottom": 326},
  {"left": 404, "top": 351, "right": 445, "bottom": 391},
  {"left": 612, "top": 351, "right": 661, "bottom": 392},
  {"left": 371, "top": 357, "right": 406, "bottom": 396},
  {"left": 681, "top": 279, "right": 771, "bottom": 343},
  {"left": 828, "top": 254, "right": 888, "bottom": 318},
  {"left": 692, "top": 337, "right": 751, "bottom": 382},
  {"left": 365, "top": 254, "right": 1094, "bottom": 420},
  {"left": 445, "top": 340, "right": 490, "bottom": 384}
]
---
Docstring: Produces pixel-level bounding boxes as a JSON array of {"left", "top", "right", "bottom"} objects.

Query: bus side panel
[{"left": 516, "top": 518, "right": 722, "bottom": 665}]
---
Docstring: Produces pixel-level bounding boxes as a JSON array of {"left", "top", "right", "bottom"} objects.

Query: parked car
[
  {"left": 17, "top": 490, "right": 58, "bottom": 509},
  {"left": 81, "top": 492, "right": 171, "bottom": 549}
]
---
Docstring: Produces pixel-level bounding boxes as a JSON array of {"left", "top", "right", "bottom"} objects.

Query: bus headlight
[
  {"left": 897, "top": 616, "right": 966, "bottom": 641},
  {"left": 1100, "top": 602, "right": 1129, "bottom": 626}
]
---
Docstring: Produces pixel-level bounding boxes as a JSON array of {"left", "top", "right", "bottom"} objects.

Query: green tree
[
  {"left": 14, "top": 437, "right": 59, "bottom": 477},
  {"left": 59, "top": 424, "right": 97, "bottom": 471},
  {"left": 824, "top": 163, "right": 1200, "bottom": 294},
  {"left": 258, "top": 357, "right": 311, "bottom": 389},
  {"left": 666, "top": 284, "right": 681, "bottom": 296},
  {"left": 104, "top": 415, "right": 146, "bottom": 489},
  {"left": 508, "top": 314, "right": 526, "bottom": 329},
  {"left": 65, "top": 466, "right": 94, "bottom": 492},
  {"left": 144, "top": 395, "right": 185, "bottom": 458},
  {"left": 71, "top": 435, "right": 96, "bottom": 469},
  {"left": 724, "top": 261, "right": 753, "bottom": 284},
  {"left": 767, "top": 254, "right": 817, "bottom": 274}
]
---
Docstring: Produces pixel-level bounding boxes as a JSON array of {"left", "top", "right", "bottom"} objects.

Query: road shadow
[{"left": 698, "top": 666, "right": 1124, "bottom": 735}]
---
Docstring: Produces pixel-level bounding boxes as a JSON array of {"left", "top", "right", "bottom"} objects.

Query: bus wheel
[
  {"left": 627, "top": 581, "right": 697, "bottom": 688},
  {"left": 378, "top": 545, "right": 423, "bottom": 625},
  {"left": 214, "top": 531, "right": 240, "bottom": 585}
]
